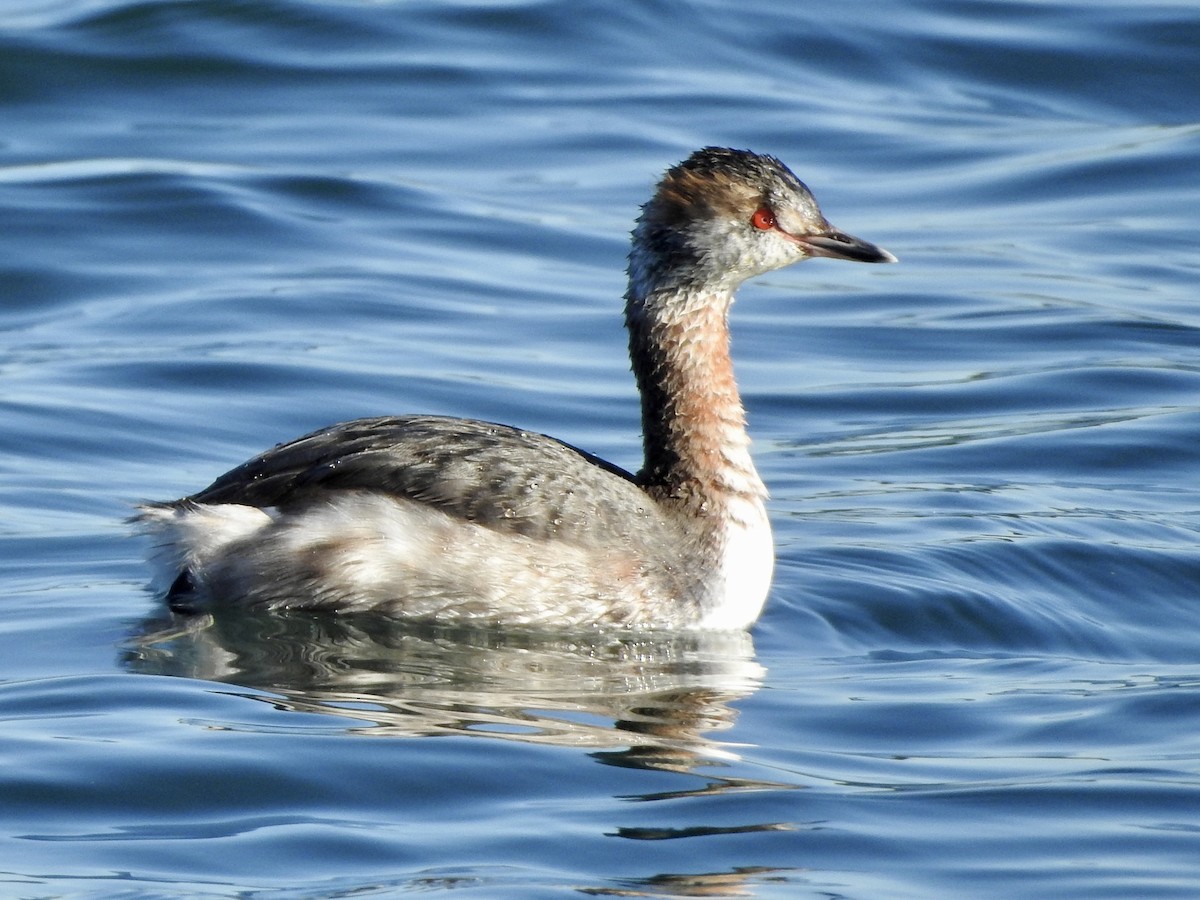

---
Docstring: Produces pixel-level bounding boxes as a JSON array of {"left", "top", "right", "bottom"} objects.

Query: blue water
[{"left": 2, "top": 0, "right": 1199, "bottom": 896}]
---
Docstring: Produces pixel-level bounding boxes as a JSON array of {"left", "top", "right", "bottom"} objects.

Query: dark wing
[{"left": 182, "top": 415, "right": 654, "bottom": 541}]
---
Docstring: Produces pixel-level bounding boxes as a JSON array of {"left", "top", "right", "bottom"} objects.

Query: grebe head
[{"left": 627, "top": 147, "right": 896, "bottom": 299}]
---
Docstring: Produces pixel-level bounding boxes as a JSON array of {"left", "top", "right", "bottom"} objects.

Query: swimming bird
[{"left": 136, "top": 147, "right": 895, "bottom": 630}]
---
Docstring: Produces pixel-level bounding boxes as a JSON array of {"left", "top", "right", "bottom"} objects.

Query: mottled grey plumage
[{"left": 184, "top": 415, "right": 647, "bottom": 542}]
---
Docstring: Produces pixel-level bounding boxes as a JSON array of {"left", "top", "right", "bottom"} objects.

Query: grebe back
[{"left": 136, "top": 147, "right": 895, "bottom": 630}]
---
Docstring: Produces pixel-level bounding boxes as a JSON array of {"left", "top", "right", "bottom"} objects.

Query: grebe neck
[{"left": 624, "top": 285, "right": 766, "bottom": 512}]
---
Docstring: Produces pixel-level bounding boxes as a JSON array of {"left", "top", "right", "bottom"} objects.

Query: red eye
[{"left": 750, "top": 206, "right": 776, "bottom": 230}]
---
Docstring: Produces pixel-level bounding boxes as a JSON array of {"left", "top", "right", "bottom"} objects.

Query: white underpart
[
  {"left": 703, "top": 499, "right": 773, "bottom": 630},
  {"left": 699, "top": 426, "right": 773, "bottom": 630},
  {"left": 139, "top": 503, "right": 273, "bottom": 593},
  {"left": 142, "top": 498, "right": 469, "bottom": 599},
  {"left": 138, "top": 494, "right": 681, "bottom": 626}
]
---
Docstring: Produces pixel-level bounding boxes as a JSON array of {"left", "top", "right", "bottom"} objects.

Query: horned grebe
[{"left": 136, "top": 147, "right": 895, "bottom": 630}]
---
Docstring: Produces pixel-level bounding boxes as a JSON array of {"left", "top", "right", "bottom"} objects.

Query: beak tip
[{"left": 800, "top": 232, "right": 898, "bottom": 265}]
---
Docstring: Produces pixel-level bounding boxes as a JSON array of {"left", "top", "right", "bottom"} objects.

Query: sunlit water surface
[{"left": 2, "top": 1, "right": 1199, "bottom": 897}]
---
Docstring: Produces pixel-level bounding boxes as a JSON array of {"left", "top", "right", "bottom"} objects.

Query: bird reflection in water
[
  {"left": 125, "top": 609, "right": 799, "bottom": 895},
  {"left": 126, "top": 609, "right": 766, "bottom": 770}
]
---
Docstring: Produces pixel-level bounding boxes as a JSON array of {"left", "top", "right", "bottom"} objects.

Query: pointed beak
[{"left": 798, "top": 230, "right": 897, "bottom": 264}]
